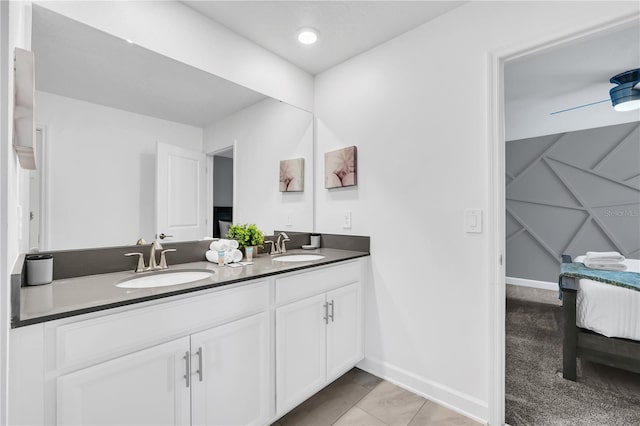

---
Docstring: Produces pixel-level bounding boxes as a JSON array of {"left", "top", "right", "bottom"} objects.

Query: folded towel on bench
[
  {"left": 586, "top": 251, "right": 625, "bottom": 263},
  {"left": 584, "top": 261, "right": 628, "bottom": 271}
]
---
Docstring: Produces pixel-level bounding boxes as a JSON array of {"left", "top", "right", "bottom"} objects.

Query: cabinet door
[
  {"left": 191, "top": 312, "right": 272, "bottom": 426},
  {"left": 276, "top": 293, "right": 327, "bottom": 415},
  {"left": 57, "top": 337, "right": 191, "bottom": 426},
  {"left": 326, "top": 282, "right": 363, "bottom": 381}
]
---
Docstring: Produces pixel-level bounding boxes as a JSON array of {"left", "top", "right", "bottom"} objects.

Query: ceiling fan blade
[{"left": 549, "top": 99, "right": 610, "bottom": 115}]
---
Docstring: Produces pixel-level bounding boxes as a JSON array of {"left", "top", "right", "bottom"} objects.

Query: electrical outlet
[
  {"left": 343, "top": 211, "right": 352, "bottom": 229},
  {"left": 286, "top": 212, "right": 293, "bottom": 227}
]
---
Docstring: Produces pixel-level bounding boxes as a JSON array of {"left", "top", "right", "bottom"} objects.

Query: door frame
[
  {"left": 207, "top": 141, "right": 237, "bottom": 237},
  {"left": 487, "top": 14, "right": 639, "bottom": 426}
]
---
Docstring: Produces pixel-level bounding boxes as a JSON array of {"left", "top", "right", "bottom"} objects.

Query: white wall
[
  {"left": 1, "top": 1, "right": 31, "bottom": 423},
  {"left": 314, "top": 1, "right": 639, "bottom": 422},
  {"left": 35, "top": 0, "right": 314, "bottom": 111},
  {"left": 36, "top": 91, "right": 203, "bottom": 250},
  {"left": 506, "top": 83, "right": 640, "bottom": 140},
  {"left": 205, "top": 98, "right": 314, "bottom": 235}
]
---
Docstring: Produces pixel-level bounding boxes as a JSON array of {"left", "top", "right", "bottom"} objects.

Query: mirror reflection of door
[
  {"left": 212, "top": 147, "right": 234, "bottom": 238},
  {"left": 156, "top": 142, "right": 207, "bottom": 242}
]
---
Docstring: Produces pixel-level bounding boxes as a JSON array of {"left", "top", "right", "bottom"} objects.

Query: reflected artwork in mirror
[{"left": 28, "top": 5, "right": 314, "bottom": 251}]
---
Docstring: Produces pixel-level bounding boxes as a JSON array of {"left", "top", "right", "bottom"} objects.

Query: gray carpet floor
[{"left": 505, "top": 297, "right": 640, "bottom": 426}]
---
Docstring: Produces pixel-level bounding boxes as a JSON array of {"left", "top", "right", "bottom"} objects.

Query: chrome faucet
[
  {"left": 149, "top": 239, "right": 163, "bottom": 270},
  {"left": 125, "top": 239, "right": 176, "bottom": 272},
  {"left": 276, "top": 232, "right": 290, "bottom": 254}
]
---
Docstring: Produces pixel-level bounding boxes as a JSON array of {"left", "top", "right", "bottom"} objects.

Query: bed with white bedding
[
  {"left": 574, "top": 256, "right": 640, "bottom": 341},
  {"left": 559, "top": 255, "right": 640, "bottom": 381}
]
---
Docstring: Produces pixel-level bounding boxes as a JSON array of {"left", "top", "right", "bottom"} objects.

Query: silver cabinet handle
[
  {"left": 183, "top": 351, "right": 190, "bottom": 388},
  {"left": 196, "top": 347, "right": 203, "bottom": 382},
  {"left": 323, "top": 302, "right": 329, "bottom": 325},
  {"left": 329, "top": 300, "right": 335, "bottom": 322},
  {"left": 159, "top": 233, "right": 174, "bottom": 240}
]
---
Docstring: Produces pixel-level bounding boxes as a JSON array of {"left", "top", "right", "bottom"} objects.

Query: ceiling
[
  {"left": 505, "top": 22, "right": 640, "bottom": 113},
  {"left": 32, "top": 5, "right": 266, "bottom": 128},
  {"left": 182, "top": 1, "right": 465, "bottom": 75}
]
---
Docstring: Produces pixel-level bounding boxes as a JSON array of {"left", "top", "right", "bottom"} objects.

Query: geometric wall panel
[
  {"left": 595, "top": 125, "right": 640, "bottom": 182},
  {"left": 550, "top": 159, "right": 640, "bottom": 206},
  {"left": 592, "top": 204, "right": 640, "bottom": 255},
  {"left": 506, "top": 134, "right": 559, "bottom": 177},
  {"left": 508, "top": 200, "right": 588, "bottom": 256},
  {"left": 506, "top": 121, "right": 640, "bottom": 283},
  {"left": 506, "top": 161, "right": 581, "bottom": 207},
  {"left": 546, "top": 122, "right": 638, "bottom": 169},
  {"left": 506, "top": 231, "right": 563, "bottom": 283}
]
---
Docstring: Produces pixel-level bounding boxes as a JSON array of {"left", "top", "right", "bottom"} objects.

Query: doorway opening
[
  {"left": 497, "top": 18, "right": 640, "bottom": 426},
  {"left": 212, "top": 147, "right": 234, "bottom": 238}
]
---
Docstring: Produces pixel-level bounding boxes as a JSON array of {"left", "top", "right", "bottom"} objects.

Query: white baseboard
[
  {"left": 506, "top": 276, "right": 557, "bottom": 291},
  {"left": 357, "top": 357, "right": 488, "bottom": 425}
]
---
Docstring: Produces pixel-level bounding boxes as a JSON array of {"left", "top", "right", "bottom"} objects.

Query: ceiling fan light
[
  {"left": 297, "top": 28, "right": 318, "bottom": 45},
  {"left": 613, "top": 99, "right": 640, "bottom": 112}
]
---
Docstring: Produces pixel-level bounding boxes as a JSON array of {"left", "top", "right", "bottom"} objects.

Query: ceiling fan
[{"left": 550, "top": 68, "right": 640, "bottom": 115}]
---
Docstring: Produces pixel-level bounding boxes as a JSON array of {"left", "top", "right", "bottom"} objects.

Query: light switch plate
[
  {"left": 343, "top": 211, "right": 352, "bottom": 229},
  {"left": 465, "top": 208, "right": 482, "bottom": 233}
]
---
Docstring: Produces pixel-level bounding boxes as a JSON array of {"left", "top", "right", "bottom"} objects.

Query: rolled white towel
[
  {"left": 231, "top": 249, "right": 242, "bottom": 263},
  {"left": 585, "top": 251, "right": 625, "bottom": 263},
  {"left": 584, "top": 261, "right": 628, "bottom": 271},
  {"left": 210, "top": 240, "right": 231, "bottom": 252},
  {"left": 228, "top": 239, "right": 239, "bottom": 250},
  {"left": 205, "top": 250, "right": 217, "bottom": 263}
]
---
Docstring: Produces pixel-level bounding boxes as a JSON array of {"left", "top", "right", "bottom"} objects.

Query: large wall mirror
[{"left": 29, "top": 5, "right": 314, "bottom": 251}]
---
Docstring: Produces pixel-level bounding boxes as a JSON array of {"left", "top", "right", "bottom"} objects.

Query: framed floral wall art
[
  {"left": 325, "top": 146, "right": 357, "bottom": 189},
  {"left": 279, "top": 158, "right": 304, "bottom": 192}
]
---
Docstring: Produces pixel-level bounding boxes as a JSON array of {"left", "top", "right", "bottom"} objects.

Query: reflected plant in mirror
[{"left": 27, "top": 5, "right": 314, "bottom": 252}]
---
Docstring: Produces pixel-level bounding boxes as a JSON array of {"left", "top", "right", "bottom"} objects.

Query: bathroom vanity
[{"left": 9, "top": 247, "right": 368, "bottom": 426}]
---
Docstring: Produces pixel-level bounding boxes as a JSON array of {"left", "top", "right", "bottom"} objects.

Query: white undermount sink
[
  {"left": 116, "top": 270, "right": 214, "bottom": 289},
  {"left": 273, "top": 254, "right": 325, "bottom": 263}
]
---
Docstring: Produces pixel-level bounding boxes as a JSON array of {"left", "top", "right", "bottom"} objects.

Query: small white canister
[{"left": 26, "top": 254, "right": 53, "bottom": 286}]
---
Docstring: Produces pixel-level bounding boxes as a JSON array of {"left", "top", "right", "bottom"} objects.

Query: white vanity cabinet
[
  {"left": 56, "top": 311, "right": 272, "bottom": 426},
  {"left": 9, "top": 257, "right": 366, "bottom": 426},
  {"left": 57, "top": 336, "right": 192, "bottom": 425},
  {"left": 10, "top": 279, "right": 273, "bottom": 426},
  {"left": 190, "top": 311, "right": 272, "bottom": 426},
  {"left": 275, "top": 261, "right": 363, "bottom": 415}
]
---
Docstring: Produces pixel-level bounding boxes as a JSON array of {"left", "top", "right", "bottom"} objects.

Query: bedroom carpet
[{"left": 505, "top": 297, "right": 640, "bottom": 426}]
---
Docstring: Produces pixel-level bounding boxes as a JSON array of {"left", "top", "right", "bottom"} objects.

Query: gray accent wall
[
  {"left": 506, "top": 121, "right": 640, "bottom": 283},
  {"left": 214, "top": 156, "right": 233, "bottom": 206}
]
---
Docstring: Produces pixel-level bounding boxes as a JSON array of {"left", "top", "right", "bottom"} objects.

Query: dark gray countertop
[{"left": 15, "top": 248, "right": 369, "bottom": 328}]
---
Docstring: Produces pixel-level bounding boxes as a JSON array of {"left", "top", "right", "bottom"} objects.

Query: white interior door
[{"left": 156, "top": 142, "right": 207, "bottom": 242}]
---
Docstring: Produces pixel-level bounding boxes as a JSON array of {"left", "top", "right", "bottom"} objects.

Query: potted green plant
[{"left": 226, "top": 223, "right": 264, "bottom": 257}]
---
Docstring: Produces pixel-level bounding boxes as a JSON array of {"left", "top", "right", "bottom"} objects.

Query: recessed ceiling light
[
  {"left": 125, "top": 39, "right": 134, "bottom": 44},
  {"left": 297, "top": 28, "right": 318, "bottom": 45}
]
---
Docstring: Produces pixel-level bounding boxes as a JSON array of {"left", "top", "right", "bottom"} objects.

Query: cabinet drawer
[
  {"left": 276, "top": 260, "right": 361, "bottom": 306},
  {"left": 53, "top": 280, "right": 269, "bottom": 371}
]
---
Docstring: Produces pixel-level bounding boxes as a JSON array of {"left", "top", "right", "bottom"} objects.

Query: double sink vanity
[{"left": 9, "top": 237, "right": 369, "bottom": 426}]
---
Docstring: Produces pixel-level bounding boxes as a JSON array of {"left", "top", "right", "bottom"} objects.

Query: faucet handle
[
  {"left": 125, "top": 252, "right": 146, "bottom": 273},
  {"left": 264, "top": 240, "right": 276, "bottom": 255},
  {"left": 159, "top": 249, "right": 176, "bottom": 269}
]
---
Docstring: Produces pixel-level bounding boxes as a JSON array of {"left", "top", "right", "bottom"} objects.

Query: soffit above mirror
[{"left": 32, "top": 5, "right": 267, "bottom": 127}]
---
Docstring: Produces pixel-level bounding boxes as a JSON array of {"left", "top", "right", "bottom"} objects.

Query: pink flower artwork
[
  {"left": 279, "top": 158, "right": 304, "bottom": 192},
  {"left": 325, "top": 146, "right": 357, "bottom": 189}
]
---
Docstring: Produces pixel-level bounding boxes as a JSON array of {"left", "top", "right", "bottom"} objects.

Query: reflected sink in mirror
[
  {"left": 116, "top": 270, "right": 214, "bottom": 289},
  {"left": 273, "top": 254, "right": 325, "bottom": 263}
]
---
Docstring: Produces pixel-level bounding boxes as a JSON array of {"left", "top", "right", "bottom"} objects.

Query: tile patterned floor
[{"left": 272, "top": 368, "right": 480, "bottom": 426}]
